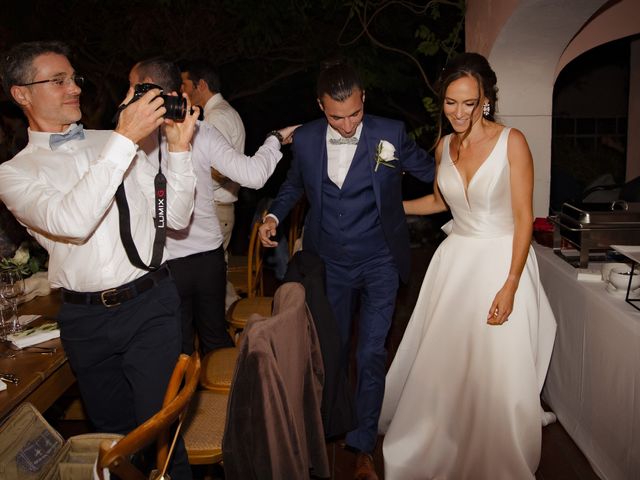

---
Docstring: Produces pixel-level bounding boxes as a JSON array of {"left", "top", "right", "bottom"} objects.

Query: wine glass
[
  {"left": 0, "top": 267, "right": 25, "bottom": 334},
  {"left": 0, "top": 297, "right": 12, "bottom": 341}
]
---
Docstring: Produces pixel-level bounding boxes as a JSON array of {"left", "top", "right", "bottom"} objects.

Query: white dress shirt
[
  {"left": 144, "top": 121, "right": 282, "bottom": 260},
  {"left": 266, "top": 123, "right": 363, "bottom": 226},
  {"left": 0, "top": 125, "right": 196, "bottom": 291},
  {"left": 203, "top": 93, "right": 246, "bottom": 204},
  {"left": 326, "top": 123, "right": 362, "bottom": 188}
]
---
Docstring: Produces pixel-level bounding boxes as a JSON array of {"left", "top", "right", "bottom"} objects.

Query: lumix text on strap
[{"left": 116, "top": 129, "right": 167, "bottom": 271}]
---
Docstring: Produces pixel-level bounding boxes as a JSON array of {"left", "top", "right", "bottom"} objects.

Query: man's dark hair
[
  {"left": 316, "top": 59, "right": 363, "bottom": 102},
  {"left": 1, "top": 41, "right": 71, "bottom": 101},
  {"left": 180, "top": 60, "right": 221, "bottom": 93},
  {"left": 135, "top": 57, "right": 182, "bottom": 93}
]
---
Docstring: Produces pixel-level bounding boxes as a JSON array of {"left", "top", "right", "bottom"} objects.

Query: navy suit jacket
[{"left": 270, "top": 114, "right": 434, "bottom": 282}]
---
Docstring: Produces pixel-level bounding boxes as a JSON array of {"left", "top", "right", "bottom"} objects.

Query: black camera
[{"left": 132, "top": 83, "right": 187, "bottom": 121}]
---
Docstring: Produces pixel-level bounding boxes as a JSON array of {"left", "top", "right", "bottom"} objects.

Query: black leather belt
[{"left": 61, "top": 265, "right": 170, "bottom": 308}]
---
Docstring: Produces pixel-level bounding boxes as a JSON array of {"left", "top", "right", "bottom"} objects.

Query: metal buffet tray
[
  {"left": 559, "top": 200, "right": 640, "bottom": 225},
  {"left": 549, "top": 201, "right": 640, "bottom": 268}
]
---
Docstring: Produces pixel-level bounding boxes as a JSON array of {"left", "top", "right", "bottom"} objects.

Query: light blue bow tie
[
  {"left": 49, "top": 124, "right": 85, "bottom": 150},
  {"left": 329, "top": 136, "right": 359, "bottom": 145}
]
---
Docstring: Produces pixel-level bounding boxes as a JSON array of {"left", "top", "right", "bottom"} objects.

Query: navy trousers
[
  {"left": 324, "top": 254, "right": 399, "bottom": 453},
  {"left": 58, "top": 274, "right": 192, "bottom": 479}
]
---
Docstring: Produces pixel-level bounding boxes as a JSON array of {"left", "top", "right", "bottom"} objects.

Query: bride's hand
[{"left": 487, "top": 282, "right": 517, "bottom": 325}]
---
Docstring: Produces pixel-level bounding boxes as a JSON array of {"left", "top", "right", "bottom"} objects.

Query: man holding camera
[
  {"left": 129, "top": 58, "right": 297, "bottom": 356},
  {"left": 0, "top": 41, "right": 198, "bottom": 478}
]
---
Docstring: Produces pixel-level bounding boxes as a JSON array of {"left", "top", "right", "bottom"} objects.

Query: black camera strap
[{"left": 116, "top": 129, "right": 167, "bottom": 271}]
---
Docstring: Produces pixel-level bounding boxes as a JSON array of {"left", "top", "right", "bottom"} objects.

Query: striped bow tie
[
  {"left": 329, "top": 136, "right": 359, "bottom": 145},
  {"left": 49, "top": 124, "right": 85, "bottom": 150}
]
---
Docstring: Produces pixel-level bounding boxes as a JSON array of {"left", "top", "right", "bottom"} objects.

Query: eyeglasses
[{"left": 19, "top": 74, "right": 84, "bottom": 88}]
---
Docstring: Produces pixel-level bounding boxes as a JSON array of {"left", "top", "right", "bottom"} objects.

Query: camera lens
[{"left": 163, "top": 95, "right": 187, "bottom": 121}]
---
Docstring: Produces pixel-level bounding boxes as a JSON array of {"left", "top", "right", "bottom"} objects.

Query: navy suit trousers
[{"left": 324, "top": 254, "right": 399, "bottom": 453}]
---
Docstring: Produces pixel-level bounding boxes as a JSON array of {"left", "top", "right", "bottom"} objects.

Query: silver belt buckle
[{"left": 100, "top": 288, "right": 121, "bottom": 307}]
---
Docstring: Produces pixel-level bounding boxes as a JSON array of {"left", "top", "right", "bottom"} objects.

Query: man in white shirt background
[
  {"left": 130, "top": 57, "right": 297, "bottom": 356},
  {"left": 0, "top": 41, "right": 199, "bottom": 478},
  {"left": 180, "top": 60, "right": 246, "bottom": 308}
]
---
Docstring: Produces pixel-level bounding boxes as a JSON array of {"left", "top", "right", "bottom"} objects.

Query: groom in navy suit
[{"left": 259, "top": 60, "right": 434, "bottom": 480}]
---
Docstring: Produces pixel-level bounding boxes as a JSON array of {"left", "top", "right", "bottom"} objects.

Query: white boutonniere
[{"left": 374, "top": 140, "right": 397, "bottom": 172}]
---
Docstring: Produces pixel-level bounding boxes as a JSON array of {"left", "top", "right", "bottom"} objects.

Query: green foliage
[
  {"left": 0, "top": 0, "right": 463, "bottom": 144},
  {"left": 416, "top": 26, "right": 440, "bottom": 57},
  {"left": 337, "top": 0, "right": 464, "bottom": 144},
  {"left": 0, "top": 240, "right": 47, "bottom": 278},
  {"left": 422, "top": 96, "right": 439, "bottom": 115}
]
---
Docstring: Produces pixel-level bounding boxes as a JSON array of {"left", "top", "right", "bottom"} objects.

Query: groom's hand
[{"left": 258, "top": 217, "right": 279, "bottom": 248}]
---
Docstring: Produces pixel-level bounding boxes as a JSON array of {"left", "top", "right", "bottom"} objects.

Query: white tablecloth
[{"left": 535, "top": 244, "right": 640, "bottom": 480}]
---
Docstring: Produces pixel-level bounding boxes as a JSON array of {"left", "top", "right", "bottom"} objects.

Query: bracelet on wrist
[{"left": 267, "top": 130, "right": 284, "bottom": 144}]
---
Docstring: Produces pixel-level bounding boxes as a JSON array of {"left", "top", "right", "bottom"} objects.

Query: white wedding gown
[{"left": 379, "top": 128, "right": 557, "bottom": 480}]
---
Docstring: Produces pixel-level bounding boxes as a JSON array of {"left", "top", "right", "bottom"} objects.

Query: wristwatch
[{"left": 267, "top": 130, "right": 284, "bottom": 144}]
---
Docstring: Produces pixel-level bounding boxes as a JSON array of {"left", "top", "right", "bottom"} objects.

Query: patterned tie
[
  {"left": 329, "top": 136, "right": 359, "bottom": 145},
  {"left": 49, "top": 124, "right": 85, "bottom": 150}
]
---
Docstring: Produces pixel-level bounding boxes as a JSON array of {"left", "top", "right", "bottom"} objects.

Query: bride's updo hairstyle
[{"left": 433, "top": 52, "right": 498, "bottom": 149}]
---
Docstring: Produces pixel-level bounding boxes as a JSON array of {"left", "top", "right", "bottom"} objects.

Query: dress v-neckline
[{"left": 449, "top": 127, "right": 506, "bottom": 208}]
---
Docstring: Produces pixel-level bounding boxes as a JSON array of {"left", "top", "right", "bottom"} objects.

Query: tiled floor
[{"left": 51, "top": 229, "right": 600, "bottom": 479}]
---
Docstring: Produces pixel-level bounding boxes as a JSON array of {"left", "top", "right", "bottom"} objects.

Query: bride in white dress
[{"left": 378, "top": 53, "right": 557, "bottom": 480}]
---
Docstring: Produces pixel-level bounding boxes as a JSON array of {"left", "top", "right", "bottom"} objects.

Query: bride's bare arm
[
  {"left": 403, "top": 139, "right": 448, "bottom": 215},
  {"left": 487, "top": 128, "right": 534, "bottom": 325}
]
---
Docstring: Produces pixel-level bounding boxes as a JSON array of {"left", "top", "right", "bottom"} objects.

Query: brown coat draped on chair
[
  {"left": 284, "top": 250, "right": 356, "bottom": 438},
  {"left": 222, "top": 282, "right": 330, "bottom": 479}
]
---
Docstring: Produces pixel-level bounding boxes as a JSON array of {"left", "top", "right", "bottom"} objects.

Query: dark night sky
[
  {"left": 0, "top": 1, "right": 463, "bottom": 140},
  {"left": 0, "top": 0, "right": 463, "bottom": 252}
]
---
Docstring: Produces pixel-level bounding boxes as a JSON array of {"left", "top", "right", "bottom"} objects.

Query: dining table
[
  {"left": 0, "top": 290, "right": 75, "bottom": 421},
  {"left": 534, "top": 243, "right": 640, "bottom": 480}
]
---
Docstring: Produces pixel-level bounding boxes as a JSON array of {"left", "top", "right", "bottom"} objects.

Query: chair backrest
[
  {"left": 97, "top": 352, "right": 201, "bottom": 480},
  {"left": 222, "top": 283, "right": 329, "bottom": 479},
  {"left": 288, "top": 198, "right": 307, "bottom": 258},
  {"left": 247, "top": 216, "right": 265, "bottom": 298}
]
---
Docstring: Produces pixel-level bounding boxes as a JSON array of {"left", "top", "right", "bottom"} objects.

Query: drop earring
[{"left": 482, "top": 102, "right": 490, "bottom": 117}]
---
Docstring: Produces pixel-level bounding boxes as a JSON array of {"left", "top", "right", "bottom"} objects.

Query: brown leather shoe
[{"left": 354, "top": 452, "right": 379, "bottom": 480}]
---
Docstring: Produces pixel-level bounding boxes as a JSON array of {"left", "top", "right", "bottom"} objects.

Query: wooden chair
[
  {"left": 199, "top": 346, "right": 238, "bottom": 392},
  {"left": 96, "top": 352, "right": 201, "bottom": 480},
  {"left": 226, "top": 257, "right": 248, "bottom": 297},
  {"left": 202, "top": 216, "right": 271, "bottom": 392},
  {"left": 221, "top": 283, "right": 330, "bottom": 478},
  {"left": 181, "top": 390, "right": 229, "bottom": 465},
  {"left": 288, "top": 198, "right": 307, "bottom": 258},
  {"left": 226, "top": 217, "right": 273, "bottom": 340},
  {"left": 226, "top": 210, "right": 268, "bottom": 298}
]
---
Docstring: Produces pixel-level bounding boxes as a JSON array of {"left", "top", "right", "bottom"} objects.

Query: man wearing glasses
[
  {"left": 19, "top": 72, "right": 85, "bottom": 87},
  {"left": 0, "top": 41, "right": 197, "bottom": 478}
]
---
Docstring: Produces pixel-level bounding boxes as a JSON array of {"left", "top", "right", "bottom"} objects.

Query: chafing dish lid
[{"left": 559, "top": 201, "right": 640, "bottom": 225}]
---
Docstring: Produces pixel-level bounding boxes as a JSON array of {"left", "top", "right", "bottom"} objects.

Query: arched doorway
[
  {"left": 550, "top": 36, "right": 635, "bottom": 211},
  {"left": 466, "top": 0, "right": 640, "bottom": 215}
]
